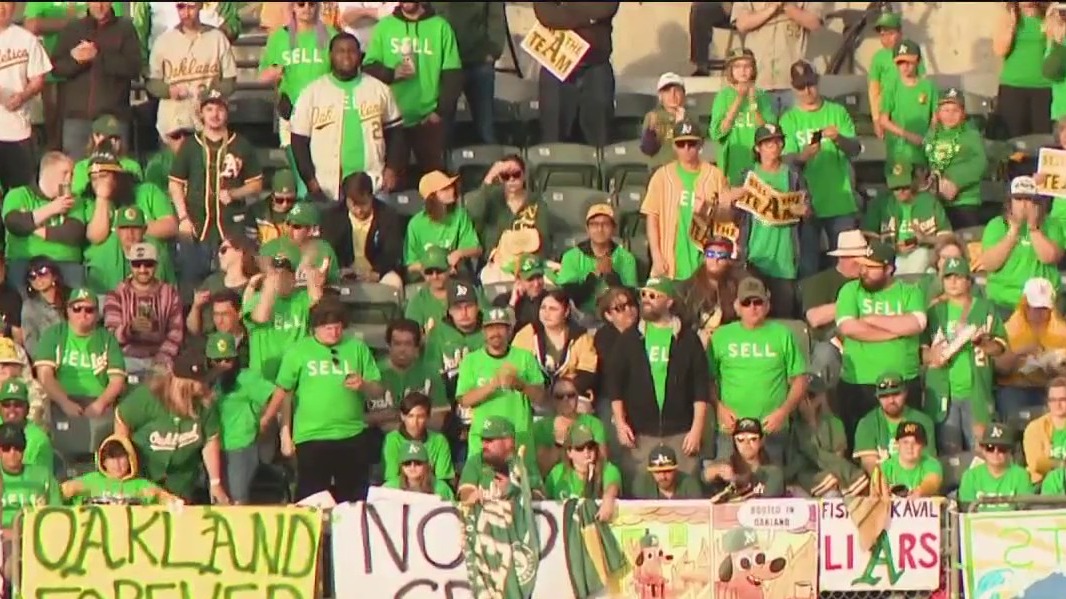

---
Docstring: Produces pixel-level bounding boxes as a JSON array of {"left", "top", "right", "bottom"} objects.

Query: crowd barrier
[{"left": 11, "top": 493, "right": 1066, "bottom": 599}]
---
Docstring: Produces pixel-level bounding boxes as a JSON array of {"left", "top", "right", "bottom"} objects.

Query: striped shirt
[{"left": 102, "top": 282, "right": 184, "bottom": 365}]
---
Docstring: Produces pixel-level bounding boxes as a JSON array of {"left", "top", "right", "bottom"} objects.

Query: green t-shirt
[
  {"left": 424, "top": 321, "right": 484, "bottom": 382},
  {"left": 403, "top": 208, "right": 481, "bottom": 267},
  {"left": 881, "top": 454, "right": 943, "bottom": 492},
  {"left": 455, "top": 346, "right": 544, "bottom": 454},
  {"left": 1053, "top": 427, "right": 1066, "bottom": 461},
  {"left": 458, "top": 452, "right": 543, "bottom": 499},
  {"left": 142, "top": 150, "right": 174, "bottom": 192},
  {"left": 780, "top": 100, "right": 858, "bottom": 218},
  {"left": 381, "top": 430, "right": 455, "bottom": 483},
  {"left": 835, "top": 279, "right": 925, "bottom": 384},
  {"left": 852, "top": 406, "right": 937, "bottom": 461},
  {"left": 115, "top": 385, "right": 220, "bottom": 499},
  {"left": 868, "top": 46, "right": 927, "bottom": 89},
  {"left": 532, "top": 414, "right": 606, "bottom": 449},
  {"left": 982, "top": 217, "right": 1066, "bottom": 307},
  {"left": 363, "top": 14, "right": 462, "bottom": 124},
  {"left": 0, "top": 465, "right": 60, "bottom": 528},
  {"left": 336, "top": 74, "right": 370, "bottom": 178},
  {"left": 23, "top": 422, "right": 54, "bottom": 472},
  {"left": 959, "top": 463, "right": 1034, "bottom": 511},
  {"left": 374, "top": 357, "right": 450, "bottom": 414},
  {"left": 216, "top": 371, "right": 277, "bottom": 451},
  {"left": 946, "top": 302, "right": 974, "bottom": 398},
  {"left": 746, "top": 165, "right": 797, "bottom": 279},
  {"left": 382, "top": 476, "right": 456, "bottom": 501},
  {"left": 554, "top": 244, "right": 640, "bottom": 312},
  {"left": 708, "top": 320, "right": 806, "bottom": 422},
  {"left": 545, "top": 461, "right": 623, "bottom": 500},
  {"left": 1049, "top": 41, "right": 1066, "bottom": 122},
  {"left": 644, "top": 323, "right": 673, "bottom": 410},
  {"left": 710, "top": 86, "right": 777, "bottom": 185},
  {"left": 2, "top": 186, "right": 88, "bottom": 262},
  {"left": 33, "top": 324, "right": 126, "bottom": 398},
  {"left": 673, "top": 163, "right": 703, "bottom": 281},
  {"left": 259, "top": 237, "right": 341, "bottom": 287},
  {"left": 861, "top": 189, "right": 950, "bottom": 243},
  {"left": 922, "top": 124, "right": 986, "bottom": 207},
  {"left": 1041, "top": 467, "right": 1066, "bottom": 495},
  {"left": 1002, "top": 15, "right": 1053, "bottom": 88},
  {"left": 72, "top": 156, "right": 143, "bottom": 198},
  {"left": 70, "top": 472, "right": 162, "bottom": 505},
  {"left": 404, "top": 286, "right": 488, "bottom": 330},
  {"left": 242, "top": 288, "right": 312, "bottom": 381},
  {"left": 275, "top": 334, "right": 382, "bottom": 444},
  {"left": 880, "top": 77, "right": 938, "bottom": 168},
  {"left": 631, "top": 471, "right": 704, "bottom": 500},
  {"left": 260, "top": 27, "right": 336, "bottom": 103},
  {"left": 83, "top": 184, "right": 178, "bottom": 294}
]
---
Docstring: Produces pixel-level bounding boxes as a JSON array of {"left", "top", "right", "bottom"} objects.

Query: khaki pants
[{"left": 617, "top": 432, "right": 697, "bottom": 495}]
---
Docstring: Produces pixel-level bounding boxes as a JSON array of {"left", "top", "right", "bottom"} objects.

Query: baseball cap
[
  {"left": 754, "top": 123, "right": 785, "bottom": 145},
  {"left": 981, "top": 422, "right": 1014, "bottom": 447},
  {"left": 586, "top": 203, "right": 615, "bottom": 223},
  {"left": 422, "top": 246, "right": 450, "bottom": 272},
  {"left": 737, "top": 276, "right": 770, "bottom": 302},
  {"left": 827, "top": 230, "right": 869, "bottom": 257},
  {"left": 272, "top": 169, "right": 298, "bottom": 196},
  {"left": 886, "top": 161, "right": 914, "bottom": 189},
  {"left": 399, "top": 440, "right": 430, "bottom": 463},
  {"left": 92, "top": 114, "right": 124, "bottom": 137},
  {"left": 875, "top": 11, "right": 903, "bottom": 30},
  {"left": 939, "top": 87, "right": 964, "bottom": 107},
  {"left": 114, "top": 206, "right": 146, "bottom": 228},
  {"left": 733, "top": 417, "right": 763, "bottom": 437},
  {"left": 1010, "top": 175, "right": 1039, "bottom": 197},
  {"left": 419, "top": 170, "right": 459, "bottom": 200},
  {"left": 483, "top": 306, "right": 514, "bottom": 328},
  {"left": 725, "top": 47, "right": 755, "bottom": 65},
  {"left": 172, "top": 344, "right": 210, "bottom": 382},
  {"left": 89, "top": 148, "right": 124, "bottom": 174},
  {"left": 205, "top": 332, "right": 238, "bottom": 360},
  {"left": 941, "top": 257, "right": 971, "bottom": 278},
  {"left": 0, "top": 423, "right": 26, "bottom": 450},
  {"left": 642, "top": 277, "right": 676, "bottom": 297},
  {"left": 0, "top": 380, "right": 28, "bottom": 404},
  {"left": 857, "top": 240, "right": 897, "bottom": 267},
  {"left": 285, "top": 203, "right": 320, "bottom": 227},
  {"left": 1023, "top": 277, "right": 1056, "bottom": 309},
  {"left": 516, "top": 255, "right": 545, "bottom": 280},
  {"left": 565, "top": 423, "right": 597, "bottom": 448},
  {"left": 656, "top": 72, "right": 685, "bottom": 92},
  {"left": 790, "top": 60, "right": 819, "bottom": 89},
  {"left": 895, "top": 420, "right": 928, "bottom": 444},
  {"left": 125, "top": 242, "right": 158, "bottom": 262},
  {"left": 68, "top": 287, "right": 96, "bottom": 307},
  {"left": 893, "top": 40, "right": 921, "bottom": 62},
  {"left": 646, "top": 445, "right": 679, "bottom": 472},
  {"left": 480, "top": 416, "right": 516, "bottom": 440},
  {"left": 447, "top": 281, "right": 477, "bottom": 307},
  {"left": 875, "top": 372, "right": 905, "bottom": 397},
  {"left": 199, "top": 85, "right": 228, "bottom": 108},
  {"left": 672, "top": 120, "right": 702, "bottom": 143},
  {"left": 264, "top": 238, "right": 301, "bottom": 270}
]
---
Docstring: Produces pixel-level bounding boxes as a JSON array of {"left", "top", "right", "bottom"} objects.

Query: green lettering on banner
[
  {"left": 851, "top": 531, "right": 903, "bottom": 587},
  {"left": 20, "top": 506, "right": 323, "bottom": 599}
]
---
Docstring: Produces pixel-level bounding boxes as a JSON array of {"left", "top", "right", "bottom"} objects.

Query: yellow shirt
[{"left": 349, "top": 212, "right": 374, "bottom": 276}]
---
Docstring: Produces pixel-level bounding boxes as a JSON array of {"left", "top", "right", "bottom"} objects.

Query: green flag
[{"left": 562, "top": 498, "right": 627, "bottom": 598}]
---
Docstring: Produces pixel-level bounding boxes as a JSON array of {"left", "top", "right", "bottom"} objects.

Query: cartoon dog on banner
[
  {"left": 717, "top": 527, "right": 788, "bottom": 599},
  {"left": 632, "top": 529, "right": 672, "bottom": 599}
]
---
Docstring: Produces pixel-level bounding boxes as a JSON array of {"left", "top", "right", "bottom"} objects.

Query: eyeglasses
[
  {"left": 70, "top": 305, "right": 96, "bottom": 315},
  {"left": 740, "top": 297, "right": 765, "bottom": 308},
  {"left": 982, "top": 444, "right": 1009, "bottom": 454},
  {"left": 499, "top": 171, "right": 523, "bottom": 182},
  {"left": 674, "top": 140, "right": 699, "bottom": 149},
  {"left": 167, "top": 130, "right": 190, "bottom": 141},
  {"left": 274, "top": 195, "right": 296, "bottom": 205},
  {"left": 554, "top": 392, "right": 578, "bottom": 400},
  {"left": 705, "top": 250, "right": 732, "bottom": 260},
  {"left": 608, "top": 301, "right": 632, "bottom": 314},
  {"left": 28, "top": 267, "right": 52, "bottom": 280},
  {"left": 570, "top": 443, "right": 597, "bottom": 452},
  {"left": 640, "top": 290, "right": 662, "bottom": 301},
  {"left": 0, "top": 444, "right": 23, "bottom": 453},
  {"left": 209, "top": 358, "right": 235, "bottom": 366},
  {"left": 329, "top": 346, "right": 341, "bottom": 367},
  {"left": 0, "top": 400, "right": 22, "bottom": 409},
  {"left": 130, "top": 260, "right": 157, "bottom": 270}
]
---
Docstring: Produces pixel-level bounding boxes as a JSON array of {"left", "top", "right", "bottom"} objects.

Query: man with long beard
[
  {"left": 675, "top": 236, "right": 748, "bottom": 346},
  {"left": 835, "top": 240, "right": 926, "bottom": 445}
]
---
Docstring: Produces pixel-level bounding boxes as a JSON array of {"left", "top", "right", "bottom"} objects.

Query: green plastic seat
[
  {"left": 378, "top": 189, "right": 423, "bottom": 217},
  {"left": 612, "top": 92, "right": 657, "bottom": 141},
  {"left": 601, "top": 139, "right": 652, "bottom": 191},
  {"left": 542, "top": 186, "right": 608, "bottom": 238},
  {"left": 525, "top": 143, "right": 601, "bottom": 190},
  {"left": 854, "top": 136, "right": 887, "bottom": 185}
]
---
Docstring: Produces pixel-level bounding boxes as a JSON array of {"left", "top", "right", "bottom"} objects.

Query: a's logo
[
  {"left": 125, "top": 208, "right": 138, "bottom": 219},
  {"left": 679, "top": 123, "right": 693, "bottom": 135},
  {"left": 407, "top": 444, "right": 421, "bottom": 455},
  {"left": 899, "top": 43, "right": 909, "bottom": 54},
  {"left": 765, "top": 124, "right": 776, "bottom": 134},
  {"left": 511, "top": 542, "right": 537, "bottom": 587},
  {"left": 990, "top": 426, "right": 1003, "bottom": 438},
  {"left": 216, "top": 338, "right": 229, "bottom": 353},
  {"left": 651, "top": 453, "right": 672, "bottom": 467},
  {"left": 892, "top": 163, "right": 904, "bottom": 175},
  {"left": 4, "top": 383, "right": 17, "bottom": 394}
]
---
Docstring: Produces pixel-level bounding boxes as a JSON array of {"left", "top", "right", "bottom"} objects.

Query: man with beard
[
  {"left": 675, "top": 236, "right": 747, "bottom": 346},
  {"left": 853, "top": 372, "right": 937, "bottom": 476},
  {"left": 836, "top": 240, "right": 926, "bottom": 443},
  {"left": 458, "top": 415, "right": 544, "bottom": 502},
  {"left": 291, "top": 32, "right": 405, "bottom": 200}
]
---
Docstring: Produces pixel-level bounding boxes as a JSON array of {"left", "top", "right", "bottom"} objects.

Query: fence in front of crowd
[{"left": 10, "top": 493, "right": 1060, "bottom": 599}]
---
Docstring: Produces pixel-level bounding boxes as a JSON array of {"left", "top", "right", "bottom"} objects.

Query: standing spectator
[
  {"left": 329, "top": 172, "right": 405, "bottom": 288},
  {"left": 336, "top": 2, "right": 397, "bottom": 46},
  {"left": 867, "top": 9, "right": 924, "bottom": 139},
  {"left": 924, "top": 89, "right": 988, "bottom": 229},
  {"left": 431, "top": 2, "right": 506, "bottom": 145},
  {"left": 290, "top": 33, "right": 405, "bottom": 198},
  {"left": 710, "top": 48, "right": 775, "bottom": 185},
  {"left": 142, "top": 115, "right": 194, "bottom": 191},
  {"left": 532, "top": 2, "right": 619, "bottom": 147},
  {"left": 168, "top": 87, "right": 263, "bottom": 287},
  {"left": 188, "top": 289, "right": 249, "bottom": 368},
  {"left": 363, "top": 2, "right": 461, "bottom": 182},
  {"left": 1043, "top": 9, "right": 1066, "bottom": 126},
  {"left": 51, "top": 2, "right": 141, "bottom": 160},
  {"left": 731, "top": 2, "right": 823, "bottom": 113},
  {"left": 131, "top": 1, "right": 240, "bottom": 63},
  {"left": 266, "top": 300, "right": 385, "bottom": 502},
  {"left": 994, "top": 2, "right": 1053, "bottom": 138},
  {"left": 248, "top": 169, "right": 299, "bottom": 245},
  {"left": 591, "top": 286, "right": 638, "bottom": 422},
  {"left": 862, "top": 161, "right": 951, "bottom": 276},
  {"left": 102, "top": 243, "right": 184, "bottom": 374},
  {"left": 689, "top": 1, "right": 732, "bottom": 76},
  {"left": 835, "top": 241, "right": 927, "bottom": 440},
  {"left": 555, "top": 203, "right": 639, "bottom": 314},
  {"left": 145, "top": 2, "right": 238, "bottom": 140},
  {"left": 878, "top": 41, "right": 937, "bottom": 172},
  {"left": 20, "top": 258, "right": 69, "bottom": 355},
  {"left": 607, "top": 278, "right": 709, "bottom": 486},
  {"left": 3, "top": 152, "right": 87, "bottom": 289},
  {"left": 377, "top": 320, "right": 450, "bottom": 429},
  {"left": 641, "top": 73, "right": 691, "bottom": 168},
  {"left": 675, "top": 237, "right": 749, "bottom": 346},
  {"left": 0, "top": 2, "right": 51, "bottom": 192}
]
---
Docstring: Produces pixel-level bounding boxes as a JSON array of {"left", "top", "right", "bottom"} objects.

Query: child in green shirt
[
  {"left": 878, "top": 40, "right": 937, "bottom": 173},
  {"left": 868, "top": 11, "right": 926, "bottom": 137},
  {"left": 881, "top": 421, "right": 944, "bottom": 497},
  {"left": 382, "top": 440, "right": 455, "bottom": 501},
  {"left": 544, "top": 423, "right": 621, "bottom": 521},
  {"left": 61, "top": 435, "right": 179, "bottom": 505},
  {"left": 0, "top": 423, "right": 61, "bottom": 530},
  {"left": 923, "top": 88, "right": 988, "bottom": 228},
  {"left": 381, "top": 392, "right": 455, "bottom": 484}
]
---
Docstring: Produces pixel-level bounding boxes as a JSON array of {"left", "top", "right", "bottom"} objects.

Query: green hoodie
[
  {"left": 429, "top": 2, "right": 506, "bottom": 65},
  {"left": 923, "top": 123, "right": 987, "bottom": 208}
]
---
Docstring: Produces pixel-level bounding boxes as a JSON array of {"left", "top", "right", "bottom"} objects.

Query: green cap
[
  {"left": 286, "top": 203, "right": 320, "bottom": 227},
  {"left": 721, "top": 527, "right": 759, "bottom": 553},
  {"left": 672, "top": 120, "right": 701, "bottom": 142},
  {"left": 875, "top": 11, "right": 902, "bottom": 30},
  {"left": 114, "top": 205, "right": 146, "bottom": 228},
  {"left": 642, "top": 276, "right": 676, "bottom": 297},
  {"left": 0, "top": 380, "right": 28, "bottom": 403},
  {"left": 69, "top": 287, "right": 95, "bottom": 306},
  {"left": 399, "top": 440, "right": 429, "bottom": 463},
  {"left": 0, "top": 424, "right": 26, "bottom": 450},
  {"left": 753, "top": 123, "right": 785, "bottom": 145},
  {"left": 725, "top": 47, "right": 755, "bottom": 64},
  {"left": 647, "top": 445, "right": 678, "bottom": 472},
  {"left": 422, "top": 246, "right": 450, "bottom": 271},
  {"left": 272, "top": 169, "right": 297, "bottom": 196},
  {"left": 205, "top": 332, "right": 238, "bottom": 360},
  {"left": 517, "top": 255, "right": 545, "bottom": 280},
  {"left": 199, "top": 85, "right": 228, "bottom": 107},
  {"left": 939, "top": 87, "right": 964, "bottom": 107},
  {"left": 565, "top": 423, "right": 597, "bottom": 448},
  {"left": 858, "top": 240, "right": 896, "bottom": 267},
  {"left": 886, "top": 161, "right": 914, "bottom": 189},
  {"left": 942, "top": 256, "right": 971, "bottom": 278},
  {"left": 893, "top": 39, "right": 920, "bottom": 61},
  {"left": 895, "top": 420, "right": 928, "bottom": 444},
  {"left": 483, "top": 306, "right": 514, "bottom": 328},
  {"left": 480, "top": 416, "right": 516, "bottom": 440},
  {"left": 875, "top": 371, "right": 905, "bottom": 397},
  {"left": 807, "top": 373, "right": 828, "bottom": 395},
  {"left": 981, "top": 422, "right": 1014, "bottom": 447},
  {"left": 92, "top": 114, "right": 124, "bottom": 137},
  {"left": 263, "top": 238, "right": 301, "bottom": 269},
  {"left": 737, "top": 276, "right": 770, "bottom": 302}
]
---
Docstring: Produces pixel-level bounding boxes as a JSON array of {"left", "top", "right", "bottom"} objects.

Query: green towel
[{"left": 562, "top": 498, "right": 627, "bottom": 598}]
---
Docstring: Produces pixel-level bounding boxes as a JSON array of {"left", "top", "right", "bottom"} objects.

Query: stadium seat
[
  {"left": 831, "top": 92, "right": 874, "bottom": 136},
  {"left": 542, "top": 186, "right": 608, "bottom": 237},
  {"left": 257, "top": 147, "right": 290, "bottom": 172},
  {"left": 516, "top": 97, "right": 542, "bottom": 146},
  {"left": 453, "top": 97, "right": 522, "bottom": 147},
  {"left": 448, "top": 144, "right": 522, "bottom": 193},
  {"left": 337, "top": 281, "right": 403, "bottom": 351},
  {"left": 980, "top": 180, "right": 1007, "bottom": 207},
  {"left": 51, "top": 408, "right": 114, "bottom": 466},
  {"left": 939, "top": 452, "right": 974, "bottom": 493},
  {"left": 601, "top": 139, "right": 652, "bottom": 191},
  {"left": 228, "top": 94, "right": 275, "bottom": 127},
  {"left": 483, "top": 281, "right": 514, "bottom": 302},
  {"left": 685, "top": 92, "right": 716, "bottom": 130},
  {"left": 616, "top": 186, "right": 646, "bottom": 240},
  {"left": 698, "top": 141, "right": 716, "bottom": 164},
  {"left": 525, "top": 143, "right": 602, "bottom": 190},
  {"left": 963, "top": 92, "right": 994, "bottom": 132},
  {"left": 854, "top": 136, "right": 887, "bottom": 185},
  {"left": 613, "top": 93, "right": 658, "bottom": 141},
  {"left": 627, "top": 234, "right": 651, "bottom": 282},
  {"left": 403, "top": 282, "right": 426, "bottom": 303},
  {"left": 551, "top": 234, "right": 584, "bottom": 260},
  {"left": 379, "top": 189, "right": 423, "bottom": 218},
  {"left": 778, "top": 319, "right": 812, "bottom": 364}
]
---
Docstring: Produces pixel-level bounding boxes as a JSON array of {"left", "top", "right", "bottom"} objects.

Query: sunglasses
[
  {"left": 499, "top": 171, "right": 523, "bottom": 182},
  {"left": 674, "top": 140, "right": 699, "bottom": 149},
  {"left": 0, "top": 444, "right": 23, "bottom": 453},
  {"left": 0, "top": 400, "right": 23, "bottom": 409},
  {"left": 28, "top": 267, "right": 52, "bottom": 280},
  {"left": 423, "top": 268, "right": 446, "bottom": 277},
  {"left": 70, "top": 305, "right": 96, "bottom": 315},
  {"left": 640, "top": 290, "right": 662, "bottom": 301},
  {"left": 209, "top": 357, "right": 235, "bottom": 366},
  {"left": 739, "top": 297, "right": 765, "bottom": 308},
  {"left": 982, "top": 444, "right": 1009, "bottom": 454},
  {"left": 274, "top": 195, "right": 297, "bottom": 205},
  {"left": 290, "top": 224, "right": 308, "bottom": 231},
  {"left": 272, "top": 257, "right": 294, "bottom": 270},
  {"left": 130, "top": 260, "right": 157, "bottom": 270},
  {"left": 570, "top": 443, "right": 598, "bottom": 452},
  {"left": 608, "top": 301, "right": 632, "bottom": 314},
  {"left": 329, "top": 346, "right": 341, "bottom": 367},
  {"left": 554, "top": 392, "right": 578, "bottom": 400},
  {"left": 705, "top": 250, "right": 732, "bottom": 260},
  {"left": 167, "top": 130, "right": 191, "bottom": 141},
  {"left": 401, "top": 460, "right": 423, "bottom": 468}
]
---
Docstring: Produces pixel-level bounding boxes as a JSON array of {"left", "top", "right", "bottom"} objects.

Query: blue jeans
[
  {"left": 715, "top": 429, "right": 787, "bottom": 464},
  {"left": 173, "top": 237, "right": 217, "bottom": 297},
  {"left": 9, "top": 260, "right": 85, "bottom": 299},
  {"left": 995, "top": 387, "right": 1046, "bottom": 421},
  {"left": 799, "top": 215, "right": 858, "bottom": 278},
  {"left": 459, "top": 62, "right": 497, "bottom": 144},
  {"left": 938, "top": 398, "right": 977, "bottom": 454},
  {"left": 767, "top": 90, "right": 795, "bottom": 115},
  {"left": 225, "top": 445, "right": 260, "bottom": 505}
]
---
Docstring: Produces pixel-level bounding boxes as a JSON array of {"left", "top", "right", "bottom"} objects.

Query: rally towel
[
  {"left": 462, "top": 448, "right": 541, "bottom": 599},
  {"left": 562, "top": 498, "right": 626, "bottom": 599},
  {"left": 844, "top": 465, "right": 892, "bottom": 552}
]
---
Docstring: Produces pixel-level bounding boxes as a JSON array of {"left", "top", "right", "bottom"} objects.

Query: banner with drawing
[
  {"left": 17, "top": 505, "right": 322, "bottom": 598},
  {"left": 819, "top": 499, "right": 942, "bottom": 591},
  {"left": 736, "top": 172, "right": 807, "bottom": 226},
  {"left": 521, "top": 21, "right": 591, "bottom": 81},
  {"left": 960, "top": 508, "right": 1066, "bottom": 599}
]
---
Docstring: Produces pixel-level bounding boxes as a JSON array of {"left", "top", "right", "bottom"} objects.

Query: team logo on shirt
[
  {"left": 892, "top": 163, "right": 904, "bottom": 176},
  {"left": 918, "top": 93, "right": 927, "bottom": 104},
  {"left": 221, "top": 153, "right": 243, "bottom": 180}
]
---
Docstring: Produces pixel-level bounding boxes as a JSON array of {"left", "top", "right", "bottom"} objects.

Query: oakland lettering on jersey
[
  {"left": 148, "top": 425, "right": 202, "bottom": 452},
  {"left": 0, "top": 47, "right": 29, "bottom": 70},
  {"left": 162, "top": 57, "right": 222, "bottom": 85}
]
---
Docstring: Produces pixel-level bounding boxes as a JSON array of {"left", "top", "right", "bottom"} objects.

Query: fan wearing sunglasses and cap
[
  {"left": 676, "top": 237, "right": 747, "bottom": 345},
  {"left": 958, "top": 422, "right": 1035, "bottom": 510},
  {"left": 853, "top": 372, "right": 937, "bottom": 474},
  {"left": 703, "top": 417, "right": 785, "bottom": 502},
  {"left": 631, "top": 444, "right": 703, "bottom": 500},
  {"left": 0, "top": 422, "right": 61, "bottom": 535},
  {"left": 249, "top": 169, "right": 299, "bottom": 245},
  {"left": 260, "top": 203, "right": 342, "bottom": 287}
]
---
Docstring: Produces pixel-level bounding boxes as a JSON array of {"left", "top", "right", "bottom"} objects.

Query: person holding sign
[
  {"left": 880, "top": 420, "right": 943, "bottom": 497},
  {"left": 709, "top": 48, "right": 776, "bottom": 185},
  {"left": 877, "top": 41, "right": 937, "bottom": 174},
  {"left": 958, "top": 422, "right": 1034, "bottom": 511},
  {"left": 382, "top": 439, "right": 455, "bottom": 500},
  {"left": 922, "top": 88, "right": 987, "bottom": 228},
  {"left": 862, "top": 161, "right": 952, "bottom": 275}
]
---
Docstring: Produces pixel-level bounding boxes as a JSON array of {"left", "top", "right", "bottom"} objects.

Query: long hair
[
  {"left": 728, "top": 437, "right": 770, "bottom": 491},
  {"left": 723, "top": 55, "right": 758, "bottom": 86},
  {"left": 25, "top": 257, "right": 70, "bottom": 310},
  {"left": 287, "top": 2, "right": 331, "bottom": 50},
  {"left": 147, "top": 371, "right": 214, "bottom": 420},
  {"left": 799, "top": 389, "right": 831, "bottom": 430},
  {"left": 222, "top": 232, "right": 260, "bottom": 279},
  {"left": 399, "top": 468, "right": 437, "bottom": 495}
]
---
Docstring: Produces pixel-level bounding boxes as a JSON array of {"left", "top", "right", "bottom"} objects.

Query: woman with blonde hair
[
  {"left": 114, "top": 343, "right": 229, "bottom": 504},
  {"left": 709, "top": 47, "right": 775, "bottom": 185}
]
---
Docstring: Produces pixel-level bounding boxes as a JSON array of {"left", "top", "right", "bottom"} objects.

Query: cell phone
[
  {"left": 58, "top": 183, "right": 71, "bottom": 197},
  {"left": 810, "top": 130, "right": 823, "bottom": 145}
]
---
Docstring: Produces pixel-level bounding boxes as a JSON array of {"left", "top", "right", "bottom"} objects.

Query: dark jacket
[
  {"left": 323, "top": 199, "right": 405, "bottom": 278},
  {"left": 605, "top": 318, "right": 710, "bottom": 437},
  {"left": 430, "top": 2, "right": 507, "bottom": 65},
  {"left": 51, "top": 14, "right": 142, "bottom": 121},
  {"left": 533, "top": 2, "right": 619, "bottom": 68}
]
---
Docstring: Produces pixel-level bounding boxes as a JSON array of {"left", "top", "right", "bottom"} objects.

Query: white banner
[{"left": 818, "top": 499, "right": 942, "bottom": 591}]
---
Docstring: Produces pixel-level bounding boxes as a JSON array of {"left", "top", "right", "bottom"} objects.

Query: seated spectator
[
  {"left": 0, "top": 381, "right": 52, "bottom": 472},
  {"left": 21, "top": 258, "right": 70, "bottom": 356},
  {"left": 799, "top": 230, "right": 866, "bottom": 386},
  {"left": 382, "top": 439, "right": 455, "bottom": 500},
  {"left": 704, "top": 418, "right": 785, "bottom": 501},
  {"left": 495, "top": 255, "right": 549, "bottom": 331},
  {"left": 545, "top": 423, "right": 620, "bottom": 520},
  {"left": 787, "top": 374, "right": 869, "bottom": 498},
  {"left": 0, "top": 338, "right": 48, "bottom": 429},
  {"left": 142, "top": 116, "right": 194, "bottom": 192},
  {"left": 958, "top": 423, "right": 1034, "bottom": 511},
  {"left": 377, "top": 320, "right": 449, "bottom": 430},
  {"left": 4, "top": 152, "right": 87, "bottom": 290},
  {"left": 248, "top": 169, "right": 298, "bottom": 245},
  {"left": 70, "top": 117, "right": 143, "bottom": 196},
  {"left": 0, "top": 256, "right": 24, "bottom": 345},
  {"left": 1041, "top": 461, "right": 1066, "bottom": 494},
  {"left": 260, "top": 205, "right": 341, "bottom": 287},
  {"left": 208, "top": 332, "right": 273, "bottom": 505},
  {"left": 458, "top": 416, "right": 544, "bottom": 503},
  {"left": 924, "top": 88, "right": 988, "bottom": 228},
  {"left": 85, "top": 196, "right": 177, "bottom": 295},
  {"left": 330, "top": 171, "right": 404, "bottom": 289},
  {"left": 0, "top": 423, "right": 60, "bottom": 532},
  {"left": 114, "top": 344, "right": 226, "bottom": 504},
  {"left": 642, "top": 72, "right": 692, "bottom": 169},
  {"left": 466, "top": 156, "right": 549, "bottom": 285},
  {"left": 863, "top": 161, "right": 952, "bottom": 276},
  {"left": 404, "top": 171, "right": 481, "bottom": 280},
  {"left": 187, "top": 234, "right": 258, "bottom": 336},
  {"left": 424, "top": 281, "right": 485, "bottom": 414},
  {"left": 1023, "top": 379, "right": 1066, "bottom": 484},
  {"left": 34, "top": 287, "right": 126, "bottom": 423},
  {"left": 405, "top": 246, "right": 486, "bottom": 332},
  {"left": 881, "top": 421, "right": 944, "bottom": 498},
  {"left": 60, "top": 434, "right": 179, "bottom": 505},
  {"left": 381, "top": 392, "right": 453, "bottom": 483},
  {"left": 631, "top": 445, "right": 703, "bottom": 500},
  {"left": 555, "top": 203, "right": 639, "bottom": 314},
  {"left": 710, "top": 49, "right": 774, "bottom": 185},
  {"left": 853, "top": 372, "right": 937, "bottom": 473},
  {"left": 533, "top": 377, "right": 607, "bottom": 475},
  {"left": 677, "top": 237, "right": 746, "bottom": 346},
  {"left": 512, "top": 289, "right": 597, "bottom": 401},
  {"left": 994, "top": 277, "right": 1066, "bottom": 417},
  {"left": 102, "top": 243, "right": 184, "bottom": 375}
]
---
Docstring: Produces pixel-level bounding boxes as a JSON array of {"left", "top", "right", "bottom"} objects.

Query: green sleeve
[
  {"left": 1042, "top": 469, "right": 1066, "bottom": 495},
  {"left": 603, "top": 462, "right": 623, "bottom": 491},
  {"left": 202, "top": 402, "right": 221, "bottom": 439},
  {"left": 260, "top": 29, "right": 284, "bottom": 71},
  {"left": 706, "top": 342, "right": 720, "bottom": 380},
  {"left": 518, "top": 350, "right": 546, "bottom": 387},
  {"left": 868, "top": 53, "right": 884, "bottom": 83},
  {"left": 428, "top": 371, "right": 449, "bottom": 408},
  {"left": 47, "top": 474, "right": 62, "bottom": 506},
  {"left": 783, "top": 324, "right": 806, "bottom": 377},
  {"left": 708, "top": 90, "right": 733, "bottom": 142},
  {"left": 143, "top": 153, "right": 169, "bottom": 191},
  {"left": 403, "top": 218, "right": 422, "bottom": 264},
  {"left": 1044, "top": 42, "right": 1066, "bottom": 81},
  {"left": 456, "top": 209, "right": 481, "bottom": 251},
  {"left": 2, "top": 187, "right": 28, "bottom": 218},
  {"left": 463, "top": 185, "right": 493, "bottom": 229},
  {"left": 554, "top": 248, "right": 586, "bottom": 285},
  {"left": 241, "top": 290, "right": 261, "bottom": 321},
  {"left": 852, "top": 413, "right": 878, "bottom": 456},
  {"left": 358, "top": 344, "right": 382, "bottom": 383},
  {"left": 616, "top": 248, "right": 639, "bottom": 287},
  {"left": 363, "top": 18, "right": 387, "bottom": 65},
  {"left": 435, "top": 480, "right": 456, "bottom": 501},
  {"left": 219, "top": 1, "right": 242, "bottom": 38},
  {"left": 130, "top": 2, "right": 151, "bottom": 64},
  {"left": 105, "top": 332, "right": 127, "bottom": 374},
  {"left": 879, "top": 80, "right": 897, "bottom": 116},
  {"left": 835, "top": 281, "right": 859, "bottom": 324},
  {"left": 439, "top": 21, "right": 462, "bottom": 70},
  {"left": 981, "top": 217, "right": 1007, "bottom": 249},
  {"left": 139, "top": 182, "right": 176, "bottom": 220},
  {"left": 781, "top": 112, "right": 800, "bottom": 154},
  {"left": 943, "top": 129, "right": 987, "bottom": 189},
  {"left": 275, "top": 343, "right": 303, "bottom": 391},
  {"left": 532, "top": 419, "right": 552, "bottom": 447},
  {"left": 1016, "top": 468, "right": 1036, "bottom": 495},
  {"left": 71, "top": 160, "right": 91, "bottom": 198},
  {"left": 381, "top": 431, "right": 401, "bottom": 481},
  {"left": 454, "top": 353, "right": 478, "bottom": 396},
  {"left": 904, "top": 281, "right": 927, "bottom": 314},
  {"left": 1046, "top": 218, "right": 1066, "bottom": 248},
  {"left": 544, "top": 464, "right": 562, "bottom": 499},
  {"left": 22, "top": 3, "right": 47, "bottom": 18},
  {"left": 432, "top": 436, "right": 455, "bottom": 481},
  {"left": 32, "top": 324, "right": 61, "bottom": 365},
  {"left": 116, "top": 387, "right": 148, "bottom": 430},
  {"left": 861, "top": 195, "right": 885, "bottom": 233},
  {"left": 458, "top": 454, "right": 482, "bottom": 487},
  {"left": 760, "top": 465, "right": 785, "bottom": 497}
]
